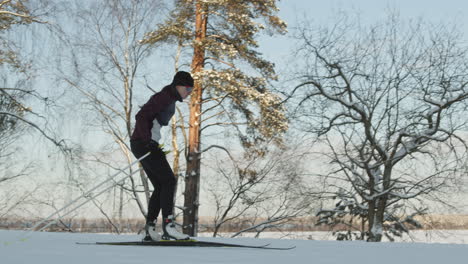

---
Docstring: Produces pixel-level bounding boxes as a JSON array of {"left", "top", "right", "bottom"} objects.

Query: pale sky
[
  {"left": 14, "top": 0, "right": 468, "bottom": 218},
  {"left": 257, "top": 0, "right": 468, "bottom": 215},
  {"left": 261, "top": 0, "right": 468, "bottom": 67}
]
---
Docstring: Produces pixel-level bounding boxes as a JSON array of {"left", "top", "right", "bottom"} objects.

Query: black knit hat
[{"left": 172, "top": 71, "right": 194, "bottom": 87}]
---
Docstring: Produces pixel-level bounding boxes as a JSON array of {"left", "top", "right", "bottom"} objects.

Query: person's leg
[
  {"left": 147, "top": 147, "right": 176, "bottom": 218},
  {"left": 131, "top": 141, "right": 186, "bottom": 239},
  {"left": 148, "top": 147, "right": 188, "bottom": 239},
  {"left": 146, "top": 176, "right": 162, "bottom": 223},
  {"left": 130, "top": 140, "right": 163, "bottom": 223}
]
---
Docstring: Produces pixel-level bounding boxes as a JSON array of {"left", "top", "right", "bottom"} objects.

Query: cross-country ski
[{"left": 76, "top": 239, "right": 296, "bottom": 250}]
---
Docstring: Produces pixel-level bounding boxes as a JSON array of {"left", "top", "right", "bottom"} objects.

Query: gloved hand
[
  {"left": 145, "top": 141, "right": 171, "bottom": 155},
  {"left": 145, "top": 140, "right": 159, "bottom": 153},
  {"left": 160, "top": 144, "right": 171, "bottom": 155}
]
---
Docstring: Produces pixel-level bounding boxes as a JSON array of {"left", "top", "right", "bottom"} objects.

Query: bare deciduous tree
[
  {"left": 0, "top": 0, "right": 66, "bottom": 150},
  {"left": 53, "top": 0, "right": 165, "bottom": 231},
  {"left": 290, "top": 14, "right": 468, "bottom": 242},
  {"left": 0, "top": 0, "right": 70, "bottom": 220},
  {"left": 204, "top": 141, "right": 308, "bottom": 237}
]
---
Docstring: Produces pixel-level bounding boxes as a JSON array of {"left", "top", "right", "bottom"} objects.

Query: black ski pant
[{"left": 130, "top": 140, "right": 175, "bottom": 223}]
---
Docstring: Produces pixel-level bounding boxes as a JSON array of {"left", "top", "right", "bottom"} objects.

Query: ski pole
[
  {"left": 28, "top": 152, "right": 150, "bottom": 232},
  {"left": 34, "top": 166, "right": 144, "bottom": 233}
]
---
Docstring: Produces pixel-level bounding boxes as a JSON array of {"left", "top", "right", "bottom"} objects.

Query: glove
[
  {"left": 145, "top": 140, "right": 159, "bottom": 153},
  {"left": 146, "top": 141, "right": 171, "bottom": 155},
  {"left": 161, "top": 145, "right": 171, "bottom": 155}
]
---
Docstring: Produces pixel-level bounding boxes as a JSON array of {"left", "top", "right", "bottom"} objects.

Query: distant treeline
[{"left": 1, "top": 215, "right": 467, "bottom": 234}]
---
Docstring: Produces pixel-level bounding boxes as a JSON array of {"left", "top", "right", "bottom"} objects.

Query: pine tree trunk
[{"left": 183, "top": 0, "right": 207, "bottom": 236}]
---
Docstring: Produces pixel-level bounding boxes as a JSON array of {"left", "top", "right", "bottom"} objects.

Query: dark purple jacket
[{"left": 131, "top": 84, "right": 182, "bottom": 143}]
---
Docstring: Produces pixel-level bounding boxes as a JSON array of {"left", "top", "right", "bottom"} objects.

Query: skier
[{"left": 130, "top": 71, "right": 194, "bottom": 241}]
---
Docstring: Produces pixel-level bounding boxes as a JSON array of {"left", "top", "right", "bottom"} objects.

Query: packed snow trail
[{"left": 1, "top": 230, "right": 468, "bottom": 264}]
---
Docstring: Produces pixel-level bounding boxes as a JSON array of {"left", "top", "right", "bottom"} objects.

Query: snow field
[{"left": 1, "top": 230, "right": 468, "bottom": 264}]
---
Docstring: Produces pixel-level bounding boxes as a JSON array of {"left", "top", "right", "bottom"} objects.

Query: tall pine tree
[{"left": 141, "top": 0, "right": 288, "bottom": 236}]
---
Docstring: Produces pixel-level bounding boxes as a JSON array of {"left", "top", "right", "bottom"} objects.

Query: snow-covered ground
[
  {"left": 202, "top": 230, "right": 468, "bottom": 244},
  {"left": 1, "top": 230, "right": 468, "bottom": 264}
]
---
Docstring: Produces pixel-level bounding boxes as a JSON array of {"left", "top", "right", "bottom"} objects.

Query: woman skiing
[{"left": 130, "top": 71, "right": 194, "bottom": 241}]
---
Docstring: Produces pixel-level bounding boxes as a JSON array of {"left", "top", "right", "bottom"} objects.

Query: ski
[{"left": 76, "top": 239, "right": 295, "bottom": 250}]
